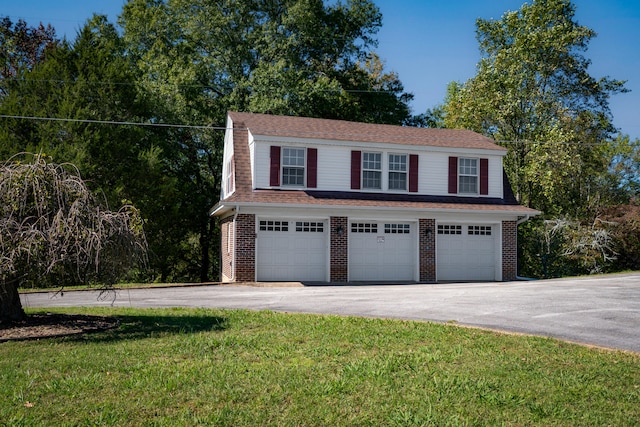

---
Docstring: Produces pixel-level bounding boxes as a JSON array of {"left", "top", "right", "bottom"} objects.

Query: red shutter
[
  {"left": 270, "top": 146, "right": 281, "bottom": 186},
  {"left": 307, "top": 148, "right": 317, "bottom": 188},
  {"left": 409, "top": 154, "right": 419, "bottom": 192},
  {"left": 480, "top": 158, "right": 489, "bottom": 195},
  {"left": 448, "top": 156, "right": 458, "bottom": 194},
  {"left": 351, "top": 151, "right": 361, "bottom": 190}
]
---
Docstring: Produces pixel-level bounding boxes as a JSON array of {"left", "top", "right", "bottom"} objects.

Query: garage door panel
[
  {"left": 437, "top": 224, "right": 497, "bottom": 282},
  {"left": 349, "top": 222, "right": 416, "bottom": 281},
  {"left": 257, "top": 219, "right": 327, "bottom": 282}
]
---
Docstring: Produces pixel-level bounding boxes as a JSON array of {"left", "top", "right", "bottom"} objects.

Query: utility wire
[
  {"left": 0, "top": 114, "right": 619, "bottom": 147},
  {"left": 0, "top": 114, "right": 223, "bottom": 130}
]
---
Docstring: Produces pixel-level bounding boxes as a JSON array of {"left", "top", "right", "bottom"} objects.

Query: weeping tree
[{"left": 0, "top": 154, "right": 147, "bottom": 322}]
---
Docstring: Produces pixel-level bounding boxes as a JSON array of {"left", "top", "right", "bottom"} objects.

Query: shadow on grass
[{"left": 67, "top": 314, "right": 228, "bottom": 343}]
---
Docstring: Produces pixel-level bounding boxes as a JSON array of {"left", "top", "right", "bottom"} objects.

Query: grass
[{"left": 1, "top": 307, "right": 639, "bottom": 426}]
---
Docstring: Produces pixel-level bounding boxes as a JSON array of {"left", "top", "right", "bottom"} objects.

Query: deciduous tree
[
  {"left": 0, "top": 154, "right": 147, "bottom": 322},
  {"left": 441, "top": 0, "right": 627, "bottom": 215}
]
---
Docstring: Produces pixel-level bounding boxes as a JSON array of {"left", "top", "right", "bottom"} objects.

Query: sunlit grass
[{"left": 1, "top": 307, "right": 638, "bottom": 426}]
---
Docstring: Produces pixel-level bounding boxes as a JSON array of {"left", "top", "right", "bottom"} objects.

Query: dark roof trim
[{"left": 250, "top": 189, "right": 520, "bottom": 206}]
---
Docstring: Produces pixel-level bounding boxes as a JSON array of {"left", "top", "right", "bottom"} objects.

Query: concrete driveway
[{"left": 20, "top": 273, "right": 640, "bottom": 353}]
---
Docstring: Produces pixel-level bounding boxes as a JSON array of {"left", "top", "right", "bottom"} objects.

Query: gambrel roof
[{"left": 212, "top": 112, "right": 538, "bottom": 217}]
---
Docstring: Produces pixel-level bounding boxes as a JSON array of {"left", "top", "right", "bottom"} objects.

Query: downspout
[
  {"left": 230, "top": 206, "right": 239, "bottom": 282},
  {"left": 517, "top": 214, "right": 531, "bottom": 225}
]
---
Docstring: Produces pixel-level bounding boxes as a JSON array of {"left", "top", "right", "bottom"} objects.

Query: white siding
[
  {"left": 253, "top": 139, "right": 270, "bottom": 189},
  {"left": 421, "top": 152, "right": 449, "bottom": 196},
  {"left": 317, "top": 145, "right": 352, "bottom": 190},
  {"left": 488, "top": 156, "right": 503, "bottom": 198},
  {"left": 220, "top": 117, "right": 236, "bottom": 199},
  {"left": 251, "top": 139, "right": 505, "bottom": 198}
]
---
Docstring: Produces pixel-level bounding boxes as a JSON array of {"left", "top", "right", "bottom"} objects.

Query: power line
[
  {"left": 0, "top": 114, "right": 620, "bottom": 147},
  {"left": 0, "top": 114, "right": 224, "bottom": 130}
]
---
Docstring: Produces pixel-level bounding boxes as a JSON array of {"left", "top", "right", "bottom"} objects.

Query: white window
[
  {"left": 388, "top": 154, "right": 407, "bottom": 191},
  {"left": 459, "top": 158, "right": 478, "bottom": 194},
  {"left": 362, "top": 152, "right": 382, "bottom": 189},
  {"left": 282, "top": 148, "right": 305, "bottom": 186}
]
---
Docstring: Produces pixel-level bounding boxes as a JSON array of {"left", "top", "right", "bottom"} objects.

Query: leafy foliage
[
  {"left": 0, "top": 17, "right": 58, "bottom": 96},
  {"left": 519, "top": 217, "right": 617, "bottom": 278},
  {"left": 600, "top": 204, "right": 640, "bottom": 272},
  {"left": 442, "top": 0, "right": 627, "bottom": 215},
  {"left": 0, "top": 154, "right": 147, "bottom": 322}
]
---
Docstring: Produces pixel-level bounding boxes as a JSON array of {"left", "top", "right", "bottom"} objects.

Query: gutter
[{"left": 517, "top": 213, "right": 539, "bottom": 224}]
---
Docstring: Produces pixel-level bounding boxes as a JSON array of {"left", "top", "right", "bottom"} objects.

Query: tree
[
  {"left": 0, "top": 16, "right": 185, "bottom": 283},
  {"left": 610, "top": 135, "right": 640, "bottom": 199},
  {"left": 0, "top": 154, "right": 147, "bottom": 323},
  {"left": 518, "top": 216, "right": 617, "bottom": 278},
  {"left": 441, "top": 0, "right": 627, "bottom": 215},
  {"left": 601, "top": 204, "right": 640, "bottom": 272},
  {"left": 119, "top": 0, "right": 414, "bottom": 281},
  {"left": 0, "top": 16, "right": 58, "bottom": 96}
]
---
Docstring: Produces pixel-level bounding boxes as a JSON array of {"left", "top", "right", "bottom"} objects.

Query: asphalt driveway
[{"left": 20, "top": 273, "right": 640, "bottom": 352}]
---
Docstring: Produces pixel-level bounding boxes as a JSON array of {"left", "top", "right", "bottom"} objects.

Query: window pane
[
  {"left": 459, "top": 158, "right": 477, "bottom": 175},
  {"left": 459, "top": 176, "right": 477, "bottom": 193},
  {"left": 283, "top": 167, "right": 304, "bottom": 186},
  {"left": 362, "top": 170, "right": 381, "bottom": 189},
  {"left": 388, "top": 154, "right": 407, "bottom": 171},
  {"left": 351, "top": 223, "right": 378, "bottom": 233},
  {"left": 283, "top": 148, "right": 305, "bottom": 166},
  {"left": 363, "top": 152, "right": 381, "bottom": 170},
  {"left": 388, "top": 171, "right": 406, "bottom": 190}
]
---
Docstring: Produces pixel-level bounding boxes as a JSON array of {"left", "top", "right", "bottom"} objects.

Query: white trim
[
  {"left": 219, "top": 201, "right": 540, "bottom": 217},
  {"left": 251, "top": 134, "right": 508, "bottom": 156}
]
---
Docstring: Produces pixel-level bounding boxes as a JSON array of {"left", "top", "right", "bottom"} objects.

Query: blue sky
[{"left": 3, "top": 0, "right": 639, "bottom": 139}]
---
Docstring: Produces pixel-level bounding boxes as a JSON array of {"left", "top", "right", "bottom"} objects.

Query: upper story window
[
  {"left": 458, "top": 158, "right": 478, "bottom": 194},
  {"left": 362, "top": 152, "right": 382, "bottom": 189},
  {"left": 282, "top": 147, "right": 305, "bottom": 186},
  {"left": 388, "top": 154, "right": 407, "bottom": 191},
  {"left": 352, "top": 150, "right": 418, "bottom": 193},
  {"left": 225, "top": 156, "right": 235, "bottom": 195},
  {"left": 270, "top": 146, "right": 317, "bottom": 188}
]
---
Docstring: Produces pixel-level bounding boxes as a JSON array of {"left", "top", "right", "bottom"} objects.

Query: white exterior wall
[
  {"left": 220, "top": 117, "right": 236, "bottom": 200},
  {"left": 251, "top": 138, "right": 505, "bottom": 198}
]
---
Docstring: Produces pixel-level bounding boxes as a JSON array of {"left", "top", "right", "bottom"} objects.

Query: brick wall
[
  {"left": 235, "top": 213, "right": 256, "bottom": 282},
  {"left": 502, "top": 220, "right": 517, "bottom": 281},
  {"left": 220, "top": 216, "right": 234, "bottom": 282},
  {"left": 330, "top": 216, "right": 348, "bottom": 282},
  {"left": 419, "top": 218, "right": 436, "bottom": 282}
]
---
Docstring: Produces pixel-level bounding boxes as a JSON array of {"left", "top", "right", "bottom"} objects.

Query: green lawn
[{"left": 1, "top": 307, "right": 638, "bottom": 426}]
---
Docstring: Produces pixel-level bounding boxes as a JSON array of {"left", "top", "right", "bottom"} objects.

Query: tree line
[{"left": 1, "top": 0, "right": 638, "bottom": 288}]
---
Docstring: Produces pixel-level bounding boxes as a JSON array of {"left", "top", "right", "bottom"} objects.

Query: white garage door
[
  {"left": 349, "top": 222, "right": 416, "bottom": 281},
  {"left": 437, "top": 224, "right": 497, "bottom": 281},
  {"left": 256, "top": 219, "right": 327, "bottom": 282}
]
